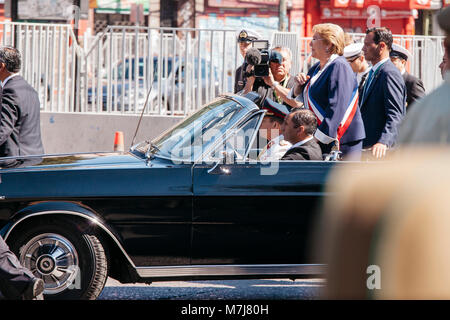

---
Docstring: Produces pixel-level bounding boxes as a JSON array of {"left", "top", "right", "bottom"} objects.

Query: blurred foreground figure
[
  {"left": 397, "top": 7, "right": 450, "bottom": 145},
  {"left": 315, "top": 147, "right": 450, "bottom": 299}
]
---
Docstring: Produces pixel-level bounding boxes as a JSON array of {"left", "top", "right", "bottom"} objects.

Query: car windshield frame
[{"left": 130, "top": 96, "right": 259, "bottom": 163}]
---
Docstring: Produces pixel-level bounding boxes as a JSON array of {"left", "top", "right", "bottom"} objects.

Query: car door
[
  {"left": 192, "top": 117, "right": 336, "bottom": 265},
  {"left": 78, "top": 157, "right": 194, "bottom": 268}
]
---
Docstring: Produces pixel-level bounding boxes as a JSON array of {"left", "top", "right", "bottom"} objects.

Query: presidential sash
[{"left": 304, "top": 79, "right": 359, "bottom": 142}]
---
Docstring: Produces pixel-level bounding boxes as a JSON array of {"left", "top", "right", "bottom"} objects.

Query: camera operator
[
  {"left": 234, "top": 29, "right": 261, "bottom": 93},
  {"left": 243, "top": 46, "right": 303, "bottom": 108}
]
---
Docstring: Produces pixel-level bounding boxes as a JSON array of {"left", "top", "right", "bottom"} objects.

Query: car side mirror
[
  {"left": 222, "top": 150, "right": 237, "bottom": 164},
  {"left": 206, "top": 150, "right": 236, "bottom": 175},
  {"left": 207, "top": 161, "right": 231, "bottom": 175}
]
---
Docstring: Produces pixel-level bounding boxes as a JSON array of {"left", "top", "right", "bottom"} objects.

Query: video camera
[
  {"left": 246, "top": 40, "right": 270, "bottom": 77},
  {"left": 244, "top": 40, "right": 283, "bottom": 78}
]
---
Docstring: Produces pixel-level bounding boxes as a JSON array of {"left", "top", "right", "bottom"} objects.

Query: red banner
[
  {"left": 333, "top": 0, "right": 364, "bottom": 7},
  {"left": 410, "top": 0, "right": 434, "bottom": 8},
  {"left": 331, "top": 0, "right": 438, "bottom": 8},
  {"left": 321, "top": 6, "right": 416, "bottom": 18},
  {"left": 239, "top": 0, "right": 279, "bottom": 4},
  {"left": 364, "top": 0, "right": 410, "bottom": 8},
  {"left": 208, "top": 0, "right": 277, "bottom": 7}
]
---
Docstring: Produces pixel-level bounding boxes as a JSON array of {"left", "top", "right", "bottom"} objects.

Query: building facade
[{"left": 303, "top": 0, "right": 446, "bottom": 36}]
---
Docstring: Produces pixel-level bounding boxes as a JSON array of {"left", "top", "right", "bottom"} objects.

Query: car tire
[{"left": 2, "top": 218, "right": 108, "bottom": 300}]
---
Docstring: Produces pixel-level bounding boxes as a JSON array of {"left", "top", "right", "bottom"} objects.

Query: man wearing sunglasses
[
  {"left": 243, "top": 46, "right": 303, "bottom": 108},
  {"left": 344, "top": 42, "right": 371, "bottom": 98}
]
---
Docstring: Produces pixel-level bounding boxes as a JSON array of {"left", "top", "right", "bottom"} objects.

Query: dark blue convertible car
[{"left": 0, "top": 93, "right": 344, "bottom": 300}]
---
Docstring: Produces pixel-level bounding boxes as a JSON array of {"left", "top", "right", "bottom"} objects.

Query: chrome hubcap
[{"left": 19, "top": 233, "right": 79, "bottom": 295}]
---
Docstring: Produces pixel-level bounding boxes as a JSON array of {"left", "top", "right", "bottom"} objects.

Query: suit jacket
[
  {"left": 403, "top": 72, "right": 425, "bottom": 109},
  {"left": 281, "top": 138, "right": 323, "bottom": 161},
  {"left": 305, "top": 56, "right": 366, "bottom": 146},
  {"left": 0, "top": 75, "right": 44, "bottom": 158},
  {"left": 358, "top": 71, "right": 370, "bottom": 98},
  {"left": 359, "top": 60, "right": 406, "bottom": 148}
]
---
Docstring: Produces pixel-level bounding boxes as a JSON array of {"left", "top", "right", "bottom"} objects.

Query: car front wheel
[{"left": 5, "top": 218, "right": 108, "bottom": 300}]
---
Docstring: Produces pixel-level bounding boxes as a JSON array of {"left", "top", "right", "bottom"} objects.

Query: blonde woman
[{"left": 292, "top": 23, "right": 365, "bottom": 159}]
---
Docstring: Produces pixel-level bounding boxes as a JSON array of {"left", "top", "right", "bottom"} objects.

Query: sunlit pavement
[{"left": 98, "top": 277, "right": 325, "bottom": 300}]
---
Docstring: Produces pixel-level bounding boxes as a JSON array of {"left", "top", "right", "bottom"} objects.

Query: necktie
[{"left": 362, "top": 68, "right": 374, "bottom": 102}]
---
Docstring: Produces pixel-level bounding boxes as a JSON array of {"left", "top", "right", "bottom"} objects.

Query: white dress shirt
[
  {"left": 1, "top": 73, "right": 19, "bottom": 88},
  {"left": 287, "top": 136, "right": 314, "bottom": 151}
]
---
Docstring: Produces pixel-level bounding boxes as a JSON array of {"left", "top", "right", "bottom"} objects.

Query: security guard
[
  {"left": 390, "top": 43, "right": 425, "bottom": 109},
  {"left": 257, "top": 98, "right": 292, "bottom": 161},
  {"left": 234, "top": 29, "right": 261, "bottom": 94}
]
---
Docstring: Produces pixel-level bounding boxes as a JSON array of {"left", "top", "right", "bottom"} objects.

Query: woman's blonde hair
[{"left": 312, "top": 23, "right": 345, "bottom": 56}]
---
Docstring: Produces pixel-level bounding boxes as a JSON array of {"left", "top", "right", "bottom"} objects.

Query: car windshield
[{"left": 132, "top": 97, "right": 246, "bottom": 162}]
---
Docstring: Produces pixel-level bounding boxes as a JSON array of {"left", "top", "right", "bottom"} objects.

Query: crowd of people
[{"left": 235, "top": 6, "right": 450, "bottom": 162}]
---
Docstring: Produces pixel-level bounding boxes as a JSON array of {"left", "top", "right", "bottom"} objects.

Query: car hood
[{"left": 0, "top": 152, "right": 149, "bottom": 172}]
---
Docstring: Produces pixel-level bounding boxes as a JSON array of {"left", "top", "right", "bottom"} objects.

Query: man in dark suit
[
  {"left": 281, "top": 109, "right": 322, "bottom": 161},
  {"left": 360, "top": 27, "right": 406, "bottom": 159},
  {"left": 0, "top": 46, "right": 44, "bottom": 160},
  {"left": 390, "top": 43, "right": 425, "bottom": 110},
  {"left": 0, "top": 46, "right": 45, "bottom": 300}
]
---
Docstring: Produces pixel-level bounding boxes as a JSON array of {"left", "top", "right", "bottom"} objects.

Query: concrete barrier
[{"left": 40, "top": 112, "right": 185, "bottom": 154}]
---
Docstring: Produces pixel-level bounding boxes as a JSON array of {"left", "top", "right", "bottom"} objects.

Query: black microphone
[{"left": 245, "top": 48, "right": 261, "bottom": 66}]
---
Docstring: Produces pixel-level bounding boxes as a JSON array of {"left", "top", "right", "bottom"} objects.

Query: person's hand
[
  {"left": 295, "top": 73, "right": 310, "bottom": 85},
  {"left": 293, "top": 73, "right": 310, "bottom": 96},
  {"left": 262, "top": 69, "right": 275, "bottom": 87},
  {"left": 245, "top": 64, "right": 254, "bottom": 78},
  {"left": 371, "top": 143, "right": 387, "bottom": 159},
  {"left": 243, "top": 64, "right": 255, "bottom": 93}
]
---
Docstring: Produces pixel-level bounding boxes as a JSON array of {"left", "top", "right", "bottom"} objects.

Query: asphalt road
[
  {"left": 98, "top": 277, "right": 325, "bottom": 300},
  {"left": 0, "top": 277, "right": 325, "bottom": 300}
]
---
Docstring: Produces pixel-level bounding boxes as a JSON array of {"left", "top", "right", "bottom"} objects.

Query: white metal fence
[
  {"left": 82, "top": 26, "right": 238, "bottom": 115},
  {"left": 0, "top": 22, "right": 446, "bottom": 116},
  {"left": 0, "top": 22, "right": 83, "bottom": 112}
]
